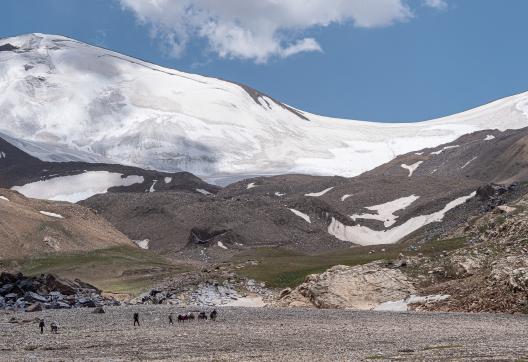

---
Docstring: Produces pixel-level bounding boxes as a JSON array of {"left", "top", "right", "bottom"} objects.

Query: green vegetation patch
[
  {"left": 234, "top": 237, "right": 467, "bottom": 288},
  {"left": 13, "top": 246, "right": 189, "bottom": 296}
]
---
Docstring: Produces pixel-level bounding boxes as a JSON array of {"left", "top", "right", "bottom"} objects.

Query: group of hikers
[
  {"left": 133, "top": 309, "right": 218, "bottom": 326},
  {"left": 37, "top": 309, "right": 218, "bottom": 334}
]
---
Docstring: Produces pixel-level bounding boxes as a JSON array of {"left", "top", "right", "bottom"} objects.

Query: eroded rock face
[{"left": 278, "top": 263, "right": 415, "bottom": 309}]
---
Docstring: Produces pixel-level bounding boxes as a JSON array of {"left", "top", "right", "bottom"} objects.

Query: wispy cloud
[
  {"left": 423, "top": 0, "right": 449, "bottom": 11},
  {"left": 119, "top": 0, "right": 414, "bottom": 63}
]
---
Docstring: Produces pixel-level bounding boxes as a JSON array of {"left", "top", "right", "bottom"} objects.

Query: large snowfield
[{"left": 1, "top": 34, "right": 528, "bottom": 183}]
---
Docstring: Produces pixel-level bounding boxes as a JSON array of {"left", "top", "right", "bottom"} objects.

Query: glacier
[{"left": 1, "top": 33, "right": 528, "bottom": 184}]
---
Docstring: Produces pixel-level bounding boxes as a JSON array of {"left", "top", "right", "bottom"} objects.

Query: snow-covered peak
[{"left": 1, "top": 33, "right": 527, "bottom": 183}]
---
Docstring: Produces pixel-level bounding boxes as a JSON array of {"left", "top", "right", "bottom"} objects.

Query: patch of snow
[
  {"left": 461, "top": 156, "right": 477, "bottom": 169},
  {"left": 414, "top": 152, "right": 424, "bottom": 156},
  {"left": 39, "top": 211, "right": 64, "bottom": 219},
  {"left": 196, "top": 188, "right": 212, "bottom": 195},
  {"left": 431, "top": 169, "right": 438, "bottom": 174},
  {"left": 350, "top": 195, "right": 420, "bottom": 228},
  {"left": 0, "top": 196, "right": 9, "bottom": 202},
  {"left": 328, "top": 192, "right": 476, "bottom": 245},
  {"left": 484, "top": 134, "right": 495, "bottom": 141},
  {"left": 289, "top": 208, "right": 311, "bottom": 223},
  {"left": 431, "top": 145, "right": 460, "bottom": 155},
  {"left": 218, "top": 241, "right": 228, "bottom": 250},
  {"left": 133, "top": 239, "right": 150, "bottom": 250},
  {"left": 149, "top": 180, "right": 158, "bottom": 193},
  {"left": 0, "top": 151, "right": 5, "bottom": 159},
  {"left": 12, "top": 171, "right": 144, "bottom": 203},
  {"left": 164, "top": 177, "right": 172, "bottom": 184},
  {"left": 401, "top": 161, "right": 423, "bottom": 177},
  {"left": 274, "top": 192, "right": 285, "bottom": 197},
  {"left": 374, "top": 294, "right": 450, "bottom": 312},
  {"left": 305, "top": 187, "right": 334, "bottom": 197},
  {"left": 341, "top": 194, "right": 353, "bottom": 202},
  {"left": 246, "top": 182, "right": 257, "bottom": 190}
]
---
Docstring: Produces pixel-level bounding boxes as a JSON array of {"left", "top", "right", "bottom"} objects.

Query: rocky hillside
[
  {"left": 277, "top": 185, "right": 528, "bottom": 313},
  {"left": 0, "top": 189, "right": 134, "bottom": 259},
  {"left": 78, "top": 128, "right": 528, "bottom": 258}
]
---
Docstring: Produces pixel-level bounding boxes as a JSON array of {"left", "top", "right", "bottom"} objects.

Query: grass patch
[
  {"left": 235, "top": 237, "right": 467, "bottom": 288},
  {"left": 13, "top": 246, "right": 189, "bottom": 296},
  {"left": 365, "top": 355, "right": 385, "bottom": 360}
]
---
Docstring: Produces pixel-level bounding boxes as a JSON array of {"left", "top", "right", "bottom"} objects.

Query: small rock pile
[{"left": 0, "top": 272, "right": 119, "bottom": 312}]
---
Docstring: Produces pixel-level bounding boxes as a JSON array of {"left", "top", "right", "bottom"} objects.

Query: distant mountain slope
[
  {"left": 80, "top": 128, "right": 528, "bottom": 256},
  {"left": 1, "top": 33, "right": 527, "bottom": 182},
  {"left": 0, "top": 189, "right": 134, "bottom": 259},
  {"left": 0, "top": 135, "right": 219, "bottom": 202}
]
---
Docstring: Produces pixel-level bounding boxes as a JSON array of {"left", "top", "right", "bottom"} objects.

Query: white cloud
[
  {"left": 423, "top": 0, "right": 448, "bottom": 10},
  {"left": 120, "top": 0, "right": 413, "bottom": 63}
]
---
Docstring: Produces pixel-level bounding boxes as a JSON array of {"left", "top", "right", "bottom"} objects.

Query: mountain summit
[{"left": 1, "top": 33, "right": 528, "bottom": 183}]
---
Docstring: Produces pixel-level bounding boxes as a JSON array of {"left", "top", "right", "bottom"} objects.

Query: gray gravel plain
[{"left": 1, "top": 306, "right": 527, "bottom": 361}]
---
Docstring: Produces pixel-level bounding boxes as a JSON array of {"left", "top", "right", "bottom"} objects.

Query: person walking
[
  {"left": 168, "top": 313, "right": 174, "bottom": 325},
  {"left": 39, "top": 319, "right": 45, "bottom": 334},
  {"left": 133, "top": 312, "right": 140, "bottom": 327}
]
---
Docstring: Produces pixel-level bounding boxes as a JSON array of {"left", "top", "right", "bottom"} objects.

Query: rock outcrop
[{"left": 278, "top": 263, "right": 415, "bottom": 309}]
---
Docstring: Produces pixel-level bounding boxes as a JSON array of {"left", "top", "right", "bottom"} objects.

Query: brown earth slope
[{"left": 0, "top": 189, "right": 134, "bottom": 259}]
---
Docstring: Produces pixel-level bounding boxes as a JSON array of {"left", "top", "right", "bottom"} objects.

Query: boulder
[
  {"left": 278, "top": 262, "right": 415, "bottom": 309},
  {"left": 25, "top": 292, "right": 49, "bottom": 303},
  {"left": 92, "top": 306, "right": 105, "bottom": 314},
  {"left": 26, "top": 303, "right": 42, "bottom": 312}
]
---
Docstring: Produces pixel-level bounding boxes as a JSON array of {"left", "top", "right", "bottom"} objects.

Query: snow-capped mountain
[{"left": 1, "top": 33, "right": 528, "bottom": 184}]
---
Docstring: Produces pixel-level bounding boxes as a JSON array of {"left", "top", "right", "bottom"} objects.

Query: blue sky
[{"left": 2, "top": 0, "right": 528, "bottom": 122}]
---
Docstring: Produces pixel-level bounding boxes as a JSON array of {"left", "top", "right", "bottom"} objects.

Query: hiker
[
  {"left": 210, "top": 309, "right": 217, "bottom": 321},
  {"left": 169, "top": 313, "right": 174, "bottom": 325},
  {"left": 198, "top": 312, "right": 207, "bottom": 320},
  {"left": 133, "top": 312, "right": 140, "bottom": 326},
  {"left": 50, "top": 322, "right": 58, "bottom": 334},
  {"left": 39, "top": 319, "right": 45, "bottom": 334}
]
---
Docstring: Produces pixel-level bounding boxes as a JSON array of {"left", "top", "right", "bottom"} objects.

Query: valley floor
[{"left": 1, "top": 306, "right": 527, "bottom": 361}]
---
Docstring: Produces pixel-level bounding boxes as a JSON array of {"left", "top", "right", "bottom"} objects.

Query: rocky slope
[
  {"left": 0, "top": 188, "right": 134, "bottom": 258},
  {"left": 79, "top": 128, "right": 528, "bottom": 257},
  {"left": 277, "top": 185, "right": 528, "bottom": 313}
]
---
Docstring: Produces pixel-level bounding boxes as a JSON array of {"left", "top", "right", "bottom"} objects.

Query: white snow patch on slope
[
  {"left": 12, "top": 171, "right": 144, "bottom": 203},
  {"left": 374, "top": 294, "right": 450, "bottom": 312},
  {"left": 305, "top": 187, "right": 334, "bottom": 197},
  {"left": 196, "top": 188, "right": 212, "bottom": 195},
  {"left": 164, "top": 177, "right": 172, "bottom": 184},
  {"left": 149, "top": 180, "right": 158, "bottom": 193},
  {"left": 484, "top": 134, "right": 496, "bottom": 141},
  {"left": 328, "top": 192, "right": 476, "bottom": 245},
  {"left": 350, "top": 195, "right": 420, "bottom": 228},
  {"left": 134, "top": 239, "right": 150, "bottom": 250},
  {"left": 39, "top": 211, "right": 64, "bottom": 219},
  {"left": 0, "top": 151, "right": 5, "bottom": 159},
  {"left": 414, "top": 152, "right": 423, "bottom": 156},
  {"left": 341, "top": 194, "right": 353, "bottom": 202},
  {"left": 218, "top": 241, "right": 228, "bottom": 250},
  {"left": 247, "top": 182, "right": 257, "bottom": 190},
  {"left": 401, "top": 162, "right": 423, "bottom": 177},
  {"left": 275, "top": 192, "right": 285, "bottom": 197},
  {"left": 289, "top": 208, "right": 311, "bottom": 223},
  {"left": 0, "top": 196, "right": 9, "bottom": 202},
  {"left": 431, "top": 145, "right": 460, "bottom": 155},
  {"left": 461, "top": 157, "right": 477, "bottom": 169}
]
